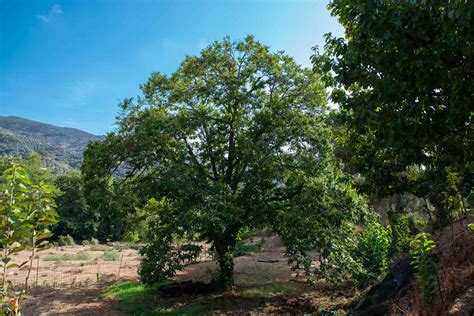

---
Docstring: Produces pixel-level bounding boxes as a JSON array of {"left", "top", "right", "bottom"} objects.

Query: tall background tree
[
  {"left": 82, "top": 36, "right": 367, "bottom": 290},
  {"left": 53, "top": 170, "right": 98, "bottom": 241},
  {"left": 314, "top": 0, "right": 473, "bottom": 227}
]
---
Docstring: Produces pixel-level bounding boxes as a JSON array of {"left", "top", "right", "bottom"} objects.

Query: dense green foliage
[
  {"left": 410, "top": 233, "right": 439, "bottom": 305},
  {"left": 82, "top": 36, "right": 368, "bottom": 290},
  {"left": 315, "top": 0, "right": 473, "bottom": 227},
  {"left": 392, "top": 214, "right": 413, "bottom": 253},
  {"left": 0, "top": 153, "right": 53, "bottom": 184},
  {"left": 53, "top": 170, "right": 98, "bottom": 241},
  {"left": 1, "top": 154, "right": 101, "bottom": 242},
  {"left": 82, "top": 141, "right": 141, "bottom": 242},
  {"left": 355, "top": 220, "right": 392, "bottom": 281},
  {"left": 0, "top": 164, "right": 59, "bottom": 314}
]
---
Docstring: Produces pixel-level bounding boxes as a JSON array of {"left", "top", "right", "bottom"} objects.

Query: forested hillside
[{"left": 0, "top": 116, "right": 102, "bottom": 172}]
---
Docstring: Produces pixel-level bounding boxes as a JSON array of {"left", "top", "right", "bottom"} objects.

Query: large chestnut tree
[{"left": 83, "top": 37, "right": 365, "bottom": 290}]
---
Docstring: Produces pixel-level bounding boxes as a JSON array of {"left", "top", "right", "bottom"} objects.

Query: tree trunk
[
  {"left": 214, "top": 239, "right": 236, "bottom": 291},
  {"left": 217, "top": 250, "right": 234, "bottom": 291}
]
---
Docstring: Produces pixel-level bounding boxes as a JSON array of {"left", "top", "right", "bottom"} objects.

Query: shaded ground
[
  {"left": 23, "top": 280, "right": 125, "bottom": 316},
  {"left": 22, "top": 236, "right": 351, "bottom": 315}
]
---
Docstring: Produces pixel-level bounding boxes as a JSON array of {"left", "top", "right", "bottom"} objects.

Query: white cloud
[{"left": 37, "top": 4, "right": 63, "bottom": 23}]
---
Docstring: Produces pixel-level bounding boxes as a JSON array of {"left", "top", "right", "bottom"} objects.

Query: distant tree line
[{"left": 0, "top": 153, "right": 141, "bottom": 243}]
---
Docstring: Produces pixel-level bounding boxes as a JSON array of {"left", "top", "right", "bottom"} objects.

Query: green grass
[
  {"left": 102, "top": 281, "right": 210, "bottom": 315},
  {"left": 43, "top": 251, "right": 92, "bottom": 261},
  {"left": 103, "top": 280, "right": 307, "bottom": 315},
  {"left": 102, "top": 281, "right": 154, "bottom": 315}
]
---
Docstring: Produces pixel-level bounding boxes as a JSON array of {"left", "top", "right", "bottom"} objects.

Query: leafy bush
[
  {"left": 57, "top": 235, "right": 76, "bottom": 246},
  {"left": 354, "top": 220, "right": 392, "bottom": 282},
  {"left": 101, "top": 249, "right": 120, "bottom": 261},
  {"left": 393, "top": 215, "right": 411, "bottom": 253},
  {"left": 140, "top": 240, "right": 201, "bottom": 285},
  {"left": 467, "top": 223, "right": 474, "bottom": 233},
  {"left": 0, "top": 163, "right": 59, "bottom": 314},
  {"left": 123, "top": 231, "right": 140, "bottom": 243},
  {"left": 317, "top": 236, "right": 366, "bottom": 286},
  {"left": 410, "top": 233, "right": 439, "bottom": 305}
]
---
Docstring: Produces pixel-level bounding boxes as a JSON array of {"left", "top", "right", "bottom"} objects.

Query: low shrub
[
  {"left": 42, "top": 255, "right": 62, "bottom": 261},
  {"left": 43, "top": 251, "right": 92, "bottom": 261},
  {"left": 468, "top": 223, "right": 474, "bottom": 233},
  {"left": 89, "top": 244, "right": 109, "bottom": 251},
  {"left": 57, "top": 235, "right": 76, "bottom": 246},
  {"left": 123, "top": 231, "right": 140, "bottom": 243},
  {"left": 82, "top": 237, "right": 100, "bottom": 246},
  {"left": 411, "top": 233, "right": 439, "bottom": 305},
  {"left": 68, "top": 251, "right": 92, "bottom": 261},
  {"left": 101, "top": 249, "right": 120, "bottom": 261},
  {"left": 393, "top": 215, "right": 411, "bottom": 253},
  {"left": 112, "top": 242, "right": 122, "bottom": 251},
  {"left": 233, "top": 239, "right": 264, "bottom": 257},
  {"left": 356, "top": 221, "right": 392, "bottom": 278}
]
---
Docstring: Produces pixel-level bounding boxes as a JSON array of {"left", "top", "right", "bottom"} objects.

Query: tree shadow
[{"left": 22, "top": 283, "right": 123, "bottom": 315}]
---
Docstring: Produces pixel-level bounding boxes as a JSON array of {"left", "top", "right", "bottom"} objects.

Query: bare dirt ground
[
  {"left": 15, "top": 243, "right": 140, "bottom": 316},
  {"left": 9, "top": 244, "right": 141, "bottom": 287},
  {"left": 20, "top": 237, "right": 349, "bottom": 315},
  {"left": 23, "top": 281, "right": 125, "bottom": 316}
]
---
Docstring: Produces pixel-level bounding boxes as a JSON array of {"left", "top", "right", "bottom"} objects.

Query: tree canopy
[
  {"left": 315, "top": 0, "right": 473, "bottom": 226},
  {"left": 82, "top": 36, "right": 367, "bottom": 290},
  {"left": 53, "top": 170, "right": 98, "bottom": 241}
]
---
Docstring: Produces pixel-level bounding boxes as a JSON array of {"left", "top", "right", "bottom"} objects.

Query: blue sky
[{"left": 0, "top": 0, "right": 344, "bottom": 135}]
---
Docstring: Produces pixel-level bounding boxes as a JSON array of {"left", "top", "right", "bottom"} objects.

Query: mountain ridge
[{"left": 0, "top": 115, "right": 103, "bottom": 173}]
